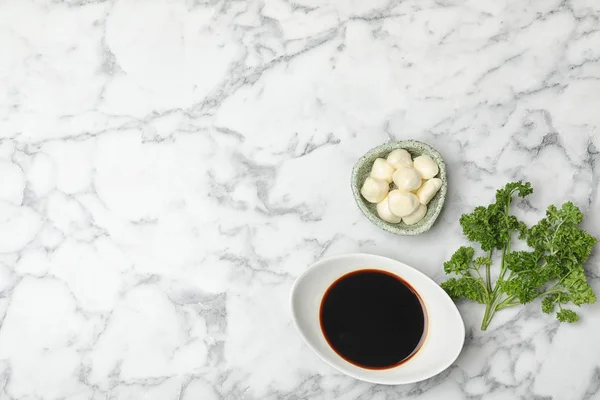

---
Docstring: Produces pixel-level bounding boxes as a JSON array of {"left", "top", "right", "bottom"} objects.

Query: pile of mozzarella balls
[{"left": 360, "top": 149, "right": 442, "bottom": 225}]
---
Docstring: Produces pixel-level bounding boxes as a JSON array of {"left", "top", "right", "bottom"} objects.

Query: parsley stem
[
  {"left": 481, "top": 302, "right": 494, "bottom": 330},
  {"left": 481, "top": 189, "right": 519, "bottom": 330},
  {"left": 535, "top": 269, "right": 575, "bottom": 299},
  {"left": 481, "top": 292, "right": 505, "bottom": 330},
  {"left": 497, "top": 301, "right": 520, "bottom": 310},
  {"left": 481, "top": 297, "right": 498, "bottom": 330},
  {"left": 538, "top": 287, "right": 565, "bottom": 298},
  {"left": 486, "top": 250, "right": 493, "bottom": 292},
  {"left": 496, "top": 295, "right": 519, "bottom": 310},
  {"left": 490, "top": 245, "right": 508, "bottom": 299},
  {"left": 496, "top": 192, "right": 513, "bottom": 286}
]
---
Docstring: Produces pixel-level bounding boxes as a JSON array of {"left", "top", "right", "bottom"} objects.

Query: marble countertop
[{"left": 1, "top": 0, "right": 600, "bottom": 399}]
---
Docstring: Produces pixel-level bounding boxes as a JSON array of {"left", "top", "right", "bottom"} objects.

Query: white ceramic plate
[{"left": 290, "top": 253, "right": 465, "bottom": 385}]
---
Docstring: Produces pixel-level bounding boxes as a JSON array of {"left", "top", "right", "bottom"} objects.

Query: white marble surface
[{"left": 1, "top": 0, "right": 600, "bottom": 398}]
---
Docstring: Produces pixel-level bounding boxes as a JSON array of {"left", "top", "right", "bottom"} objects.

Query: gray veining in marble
[{"left": 0, "top": 0, "right": 600, "bottom": 399}]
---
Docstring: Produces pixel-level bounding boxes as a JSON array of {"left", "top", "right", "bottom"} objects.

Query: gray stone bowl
[{"left": 351, "top": 140, "right": 447, "bottom": 236}]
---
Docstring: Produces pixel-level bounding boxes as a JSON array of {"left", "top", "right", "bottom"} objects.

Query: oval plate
[{"left": 290, "top": 253, "right": 465, "bottom": 385}]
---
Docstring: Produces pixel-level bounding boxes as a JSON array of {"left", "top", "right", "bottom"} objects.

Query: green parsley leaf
[
  {"left": 443, "top": 246, "right": 475, "bottom": 274},
  {"left": 556, "top": 309, "right": 579, "bottom": 323},
  {"left": 440, "top": 277, "right": 488, "bottom": 304},
  {"left": 459, "top": 181, "right": 532, "bottom": 252}
]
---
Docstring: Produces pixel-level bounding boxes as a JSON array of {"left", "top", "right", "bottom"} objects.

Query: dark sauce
[{"left": 320, "top": 269, "right": 427, "bottom": 369}]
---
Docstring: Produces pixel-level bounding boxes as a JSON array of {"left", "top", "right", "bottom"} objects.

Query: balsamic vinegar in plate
[
  {"left": 319, "top": 269, "right": 427, "bottom": 369},
  {"left": 290, "top": 253, "right": 465, "bottom": 384}
]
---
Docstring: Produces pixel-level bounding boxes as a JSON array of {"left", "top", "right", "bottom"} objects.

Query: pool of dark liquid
[{"left": 320, "top": 269, "right": 426, "bottom": 369}]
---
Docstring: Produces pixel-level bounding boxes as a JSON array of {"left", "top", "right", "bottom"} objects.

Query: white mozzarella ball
[
  {"left": 403, "top": 204, "right": 427, "bottom": 225},
  {"left": 370, "top": 158, "right": 395, "bottom": 183},
  {"left": 413, "top": 155, "right": 439, "bottom": 179},
  {"left": 416, "top": 178, "right": 443, "bottom": 205},
  {"left": 360, "top": 177, "right": 389, "bottom": 203},
  {"left": 386, "top": 149, "right": 412, "bottom": 169},
  {"left": 376, "top": 195, "right": 402, "bottom": 223},
  {"left": 392, "top": 166, "right": 422, "bottom": 192},
  {"left": 387, "top": 190, "right": 419, "bottom": 217}
]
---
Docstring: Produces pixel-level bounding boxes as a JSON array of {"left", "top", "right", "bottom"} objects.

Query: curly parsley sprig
[{"left": 441, "top": 181, "right": 596, "bottom": 330}]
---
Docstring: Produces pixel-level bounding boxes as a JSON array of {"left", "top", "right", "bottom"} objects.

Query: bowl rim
[{"left": 351, "top": 140, "right": 447, "bottom": 236}]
